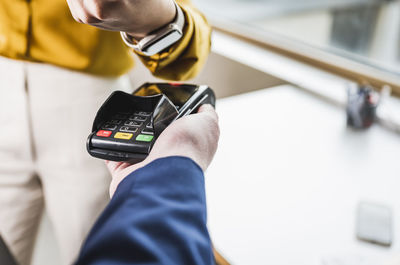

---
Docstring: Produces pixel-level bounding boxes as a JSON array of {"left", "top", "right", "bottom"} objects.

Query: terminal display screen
[{"left": 134, "top": 83, "right": 198, "bottom": 108}]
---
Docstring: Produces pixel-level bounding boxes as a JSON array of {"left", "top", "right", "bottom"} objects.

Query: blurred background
[
  {"left": 194, "top": 0, "right": 400, "bottom": 76},
  {"left": 33, "top": 0, "right": 400, "bottom": 264}
]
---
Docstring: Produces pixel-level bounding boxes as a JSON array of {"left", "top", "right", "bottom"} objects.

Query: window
[{"left": 193, "top": 0, "right": 400, "bottom": 95}]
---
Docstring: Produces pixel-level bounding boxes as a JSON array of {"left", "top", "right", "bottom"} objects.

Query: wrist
[
  {"left": 120, "top": 1, "right": 185, "bottom": 56},
  {"left": 127, "top": 0, "right": 176, "bottom": 39}
]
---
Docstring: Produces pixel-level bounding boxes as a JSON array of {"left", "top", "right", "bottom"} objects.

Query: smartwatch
[{"left": 120, "top": 2, "right": 185, "bottom": 56}]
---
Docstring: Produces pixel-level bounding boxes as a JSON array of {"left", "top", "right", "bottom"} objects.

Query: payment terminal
[{"left": 86, "top": 83, "right": 215, "bottom": 162}]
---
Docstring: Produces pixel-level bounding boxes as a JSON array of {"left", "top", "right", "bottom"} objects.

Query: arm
[
  {"left": 136, "top": 0, "right": 212, "bottom": 81},
  {"left": 75, "top": 157, "right": 214, "bottom": 265},
  {"left": 75, "top": 105, "right": 219, "bottom": 265},
  {"left": 66, "top": 0, "right": 212, "bottom": 80}
]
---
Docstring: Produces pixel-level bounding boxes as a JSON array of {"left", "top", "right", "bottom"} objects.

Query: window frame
[{"left": 210, "top": 18, "right": 400, "bottom": 97}]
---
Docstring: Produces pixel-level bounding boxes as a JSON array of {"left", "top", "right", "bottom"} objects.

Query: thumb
[
  {"left": 197, "top": 104, "right": 219, "bottom": 124},
  {"left": 197, "top": 104, "right": 214, "bottom": 113}
]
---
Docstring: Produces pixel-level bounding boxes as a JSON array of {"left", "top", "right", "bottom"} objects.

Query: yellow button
[{"left": 114, "top": 132, "right": 133, "bottom": 140}]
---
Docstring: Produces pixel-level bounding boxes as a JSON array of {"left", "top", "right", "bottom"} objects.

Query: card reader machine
[{"left": 86, "top": 83, "right": 216, "bottom": 162}]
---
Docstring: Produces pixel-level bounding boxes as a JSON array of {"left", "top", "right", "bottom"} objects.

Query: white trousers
[{"left": 0, "top": 56, "right": 129, "bottom": 265}]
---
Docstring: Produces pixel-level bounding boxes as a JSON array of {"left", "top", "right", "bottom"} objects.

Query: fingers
[
  {"left": 82, "top": 0, "right": 102, "bottom": 19},
  {"left": 105, "top": 161, "right": 130, "bottom": 174},
  {"left": 67, "top": 0, "right": 110, "bottom": 25},
  {"left": 197, "top": 104, "right": 219, "bottom": 123},
  {"left": 105, "top": 160, "right": 119, "bottom": 173},
  {"left": 197, "top": 103, "right": 214, "bottom": 113},
  {"left": 66, "top": 0, "right": 85, "bottom": 22}
]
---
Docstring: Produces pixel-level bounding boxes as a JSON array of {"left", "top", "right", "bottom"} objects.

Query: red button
[{"left": 96, "top": 130, "right": 112, "bottom": 137}]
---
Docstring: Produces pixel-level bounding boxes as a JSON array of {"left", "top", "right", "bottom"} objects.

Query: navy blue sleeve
[{"left": 75, "top": 156, "right": 215, "bottom": 265}]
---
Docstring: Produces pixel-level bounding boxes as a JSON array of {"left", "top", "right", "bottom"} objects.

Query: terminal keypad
[{"left": 96, "top": 111, "right": 154, "bottom": 143}]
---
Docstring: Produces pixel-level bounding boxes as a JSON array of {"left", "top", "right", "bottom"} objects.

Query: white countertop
[{"left": 206, "top": 85, "right": 400, "bottom": 265}]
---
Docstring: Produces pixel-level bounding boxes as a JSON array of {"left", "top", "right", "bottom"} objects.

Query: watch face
[{"left": 143, "top": 30, "right": 182, "bottom": 56}]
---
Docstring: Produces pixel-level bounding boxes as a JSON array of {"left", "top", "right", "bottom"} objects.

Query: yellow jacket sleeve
[
  {"left": 0, "top": 0, "right": 211, "bottom": 79},
  {"left": 135, "top": 0, "right": 212, "bottom": 81}
]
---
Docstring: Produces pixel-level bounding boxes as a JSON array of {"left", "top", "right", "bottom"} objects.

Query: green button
[{"left": 136, "top": 134, "right": 154, "bottom": 142}]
